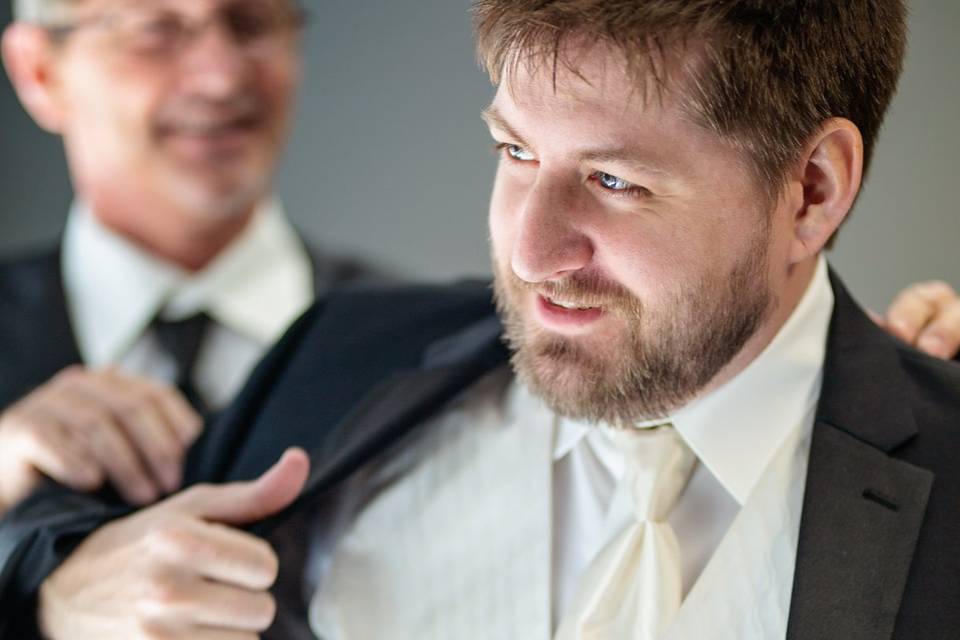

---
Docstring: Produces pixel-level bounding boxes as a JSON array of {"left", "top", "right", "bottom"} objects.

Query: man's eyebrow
[
  {"left": 480, "top": 106, "right": 529, "bottom": 147},
  {"left": 580, "top": 149, "right": 676, "bottom": 179}
]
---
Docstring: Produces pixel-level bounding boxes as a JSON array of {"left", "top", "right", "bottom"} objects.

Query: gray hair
[{"left": 12, "top": 0, "right": 76, "bottom": 24}]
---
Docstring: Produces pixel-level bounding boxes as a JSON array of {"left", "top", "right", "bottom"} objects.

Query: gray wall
[{"left": 1, "top": 0, "right": 958, "bottom": 311}]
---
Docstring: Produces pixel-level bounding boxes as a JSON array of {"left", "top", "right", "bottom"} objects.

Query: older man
[
  {"left": 0, "top": 0, "right": 371, "bottom": 516},
  {"left": 2, "top": 1, "right": 960, "bottom": 639}
]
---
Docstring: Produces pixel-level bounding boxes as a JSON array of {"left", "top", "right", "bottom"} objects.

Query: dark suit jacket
[
  {"left": 0, "top": 243, "right": 376, "bottom": 409},
  {"left": 0, "top": 274, "right": 958, "bottom": 639}
]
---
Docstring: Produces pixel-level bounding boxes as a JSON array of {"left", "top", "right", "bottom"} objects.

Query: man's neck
[
  {"left": 90, "top": 203, "right": 258, "bottom": 273},
  {"left": 695, "top": 256, "right": 821, "bottom": 401}
]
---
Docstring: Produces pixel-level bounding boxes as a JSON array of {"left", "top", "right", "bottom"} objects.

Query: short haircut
[
  {"left": 472, "top": 0, "right": 907, "bottom": 199},
  {"left": 12, "top": 0, "right": 75, "bottom": 24}
]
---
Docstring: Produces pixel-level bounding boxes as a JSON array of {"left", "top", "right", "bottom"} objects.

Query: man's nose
[
  {"left": 177, "top": 23, "right": 250, "bottom": 98},
  {"left": 511, "top": 177, "right": 593, "bottom": 284}
]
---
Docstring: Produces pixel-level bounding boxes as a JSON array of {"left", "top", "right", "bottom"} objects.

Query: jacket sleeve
[
  {"left": 0, "top": 304, "right": 326, "bottom": 637},
  {"left": 0, "top": 486, "right": 133, "bottom": 638}
]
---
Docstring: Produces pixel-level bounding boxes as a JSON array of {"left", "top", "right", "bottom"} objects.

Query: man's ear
[
  {"left": 788, "top": 118, "right": 864, "bottom": 263},
  {"left": 2, "top": 23, "right": 66, "bottom": 134}
]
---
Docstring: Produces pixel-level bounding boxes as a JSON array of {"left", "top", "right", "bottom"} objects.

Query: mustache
[
  {"left": 505, "top": 270, "right": 643, "bottom": 318},
  {"left": 154, "top": 94, "right": 265, "bottom": 131}
]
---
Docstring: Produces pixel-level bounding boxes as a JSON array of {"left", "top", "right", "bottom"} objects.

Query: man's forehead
[{"left": 487, "top": 56, "right": 684, "bottom": 139}]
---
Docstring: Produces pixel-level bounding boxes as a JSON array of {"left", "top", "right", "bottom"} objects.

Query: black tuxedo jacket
[
  {"left": 1, "top": 273, "right": 958, "bottom": 639},
  {"left": 0, "top": 244, "right": 375, "bottom": 409}
]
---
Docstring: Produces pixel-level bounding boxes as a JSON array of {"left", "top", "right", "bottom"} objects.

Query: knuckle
[
  {"left": 127, "top": 388, "right": 155, "bottom": 408},
  {"left": 76, "top": 407, "right": 110, "bottom": 432},
  {"left": 117, "top": 399, "right": 146, "bottom": 421},
  {"left": 146, "top": 523, "right": 198, "bottom": 561},
  {"left": 141, "top": 586, "right": 178, "bottom": 612},
  {"left": 137, "top": 570, "right": 183, "bottom": 614}
]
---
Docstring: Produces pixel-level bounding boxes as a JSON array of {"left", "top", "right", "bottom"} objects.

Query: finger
[
  {"left": 887, "top": 281, "right": 958, "bottom": 341},
  {"left": 19, "top": 418, "right": 104, "bottom": 491},
  {"left": 149, "top": 519, "right": 279, "bottom": 591},
  {"left": 38, "top": 393, "right": 160, "bottom": 505},
  {"left": 885, "top": 291, "right": 936, "bottom": 344},
  {"left": 141, "top": 568, "right": 276, "bottom": 630},
  {"left": 175, "top": 448, "right": 310, "bottom": 525},
  {"left": 143, "top": 378, "right": 204, "bottom": 447},
  {"left": 104, "top": 366, "right": 203, "bottom": 446},
  {"left": 88, "top": 371, "right": 186, "bottom": 494},
  {"left": 916, "top": 299, "right": 960, "bottom": 359}
]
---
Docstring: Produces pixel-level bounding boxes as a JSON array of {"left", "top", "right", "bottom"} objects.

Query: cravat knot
[{"left": 608, "top": 424, "right": 696, "bottom": 523}]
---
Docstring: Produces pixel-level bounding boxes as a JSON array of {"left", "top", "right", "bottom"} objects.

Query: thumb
[{"left": 177, "top": 447, "right": 310, "bottom": 525}]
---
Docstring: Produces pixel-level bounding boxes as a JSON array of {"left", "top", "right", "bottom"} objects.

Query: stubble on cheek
[{"left": 492, "top": 235, "right": 774, "bottom": 425}]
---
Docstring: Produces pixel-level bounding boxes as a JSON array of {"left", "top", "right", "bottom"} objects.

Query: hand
[
  {"left": 0, "top": 366, "right": 202, "bottom": 516},
  {"left": 877, "top": 280, "right": 960, "bottom": 359},
  {"left": 38, "top": 448, "right": 310, "bottom": 640}
]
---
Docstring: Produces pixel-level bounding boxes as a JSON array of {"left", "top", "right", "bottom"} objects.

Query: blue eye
[
  {"left": 505, "top": 144, "right": 535, "bottom": 162},
  {"left": 595, "top": 172, "right": 633, "bottom": 191}
]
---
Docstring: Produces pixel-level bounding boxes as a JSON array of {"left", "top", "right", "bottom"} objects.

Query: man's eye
[
  {"left": 594, "top": 172, "right": 633, "bottom": 191},
  {"left": 504, "top": 144, "right": 535, "bottom": 162},
  {"left": 120, "top": 13, "right": 184, "bottom": 50},
  {"left": 589, "top": 171, "right": 652, "bottom": 199},
  {"left": 225, "top": 7, "right": 275, "bottom": 43}
]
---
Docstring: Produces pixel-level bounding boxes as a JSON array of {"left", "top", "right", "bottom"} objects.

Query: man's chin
[
  {"left": 158, "top": 163, "right": 271, "bottom": 217},
  {"left": 512, "top": 335, "right": 628, "bottom": 422}
]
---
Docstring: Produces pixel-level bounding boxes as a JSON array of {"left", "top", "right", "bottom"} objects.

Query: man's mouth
[
  {"left": 161, "top": 112, "right": 261, "bottom": 137},
  {"left": 544, "top": 295, "right": 600, "bottom": 311},
  {"left": 156, "top": 112, "right": 264, "bottom": 162},
  {"left": 535, "top": 294, "right": 605, "bottom": 330}
]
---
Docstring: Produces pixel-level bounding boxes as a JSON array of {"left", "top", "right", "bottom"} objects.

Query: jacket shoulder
[
  {"left": 0, "top": 247, "right": 60, "bottom": 301},
  {"left": 302, "top": 278, "right": 498, "bottom": 363},
  {"left": 894, "top": 344, "right": 960, "bottom": 458}
]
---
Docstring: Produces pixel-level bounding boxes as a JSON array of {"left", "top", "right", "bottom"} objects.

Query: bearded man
[{"left": 1, "top": 1, "right": 959, "bottom": 639}]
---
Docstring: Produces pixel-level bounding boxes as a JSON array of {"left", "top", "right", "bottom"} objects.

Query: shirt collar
[
  {"left": 552, "top": 256, "right": 834, "bottom": 506},
  {"left": 668, "top": 256, "right": 833, "bottom": 505},
  {"left": 63, "top": 199, "right": 314, "bottom": 366}
]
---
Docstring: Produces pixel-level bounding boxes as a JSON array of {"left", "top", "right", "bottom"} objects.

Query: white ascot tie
[{"left": 556, "top": 423, "right": 696, "bottom": 640}]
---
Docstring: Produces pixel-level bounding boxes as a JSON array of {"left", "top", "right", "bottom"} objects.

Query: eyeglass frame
[{"left": 43, "top": 1, "right": 309, "bottom": 59}]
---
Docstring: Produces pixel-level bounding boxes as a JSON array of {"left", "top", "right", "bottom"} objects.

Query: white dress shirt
[
  {"left": 307, "top": 257, "right": 834, "bottom": 639},
  {"left": 552, "top": 256, "right": 833, "bottom": 632},
  {"left": 61, "top": 199, "right": 314, "bottom": 410}
]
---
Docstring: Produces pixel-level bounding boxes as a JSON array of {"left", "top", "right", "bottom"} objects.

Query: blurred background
[{"left": 1, "top": 0, "right": 957, "bottom": 310}]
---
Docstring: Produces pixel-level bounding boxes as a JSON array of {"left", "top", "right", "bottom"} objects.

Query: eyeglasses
[{"left": 47, "top": 1, "right": 307, "bottom": 60}]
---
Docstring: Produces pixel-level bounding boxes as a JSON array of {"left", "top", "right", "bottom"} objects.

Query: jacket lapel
[
  {"left": 786, "top": 274, "right": 934, "bottom": 640},
  {"left": 250, "top": 315, "right": 508, "bottom": 536}
]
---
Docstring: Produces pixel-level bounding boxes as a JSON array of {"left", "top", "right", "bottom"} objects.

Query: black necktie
[{"left": 152, "top": 312, "right": 210, "bottom": 414}]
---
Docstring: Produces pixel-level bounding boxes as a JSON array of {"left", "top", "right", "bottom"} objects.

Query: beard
[{"left": 493, "top": 228, "right": 775, "bottom": 426}]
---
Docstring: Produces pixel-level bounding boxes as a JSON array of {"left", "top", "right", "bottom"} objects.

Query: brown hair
[{"left": 473, "top": 0, "right": 907, "bottom": 198}]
